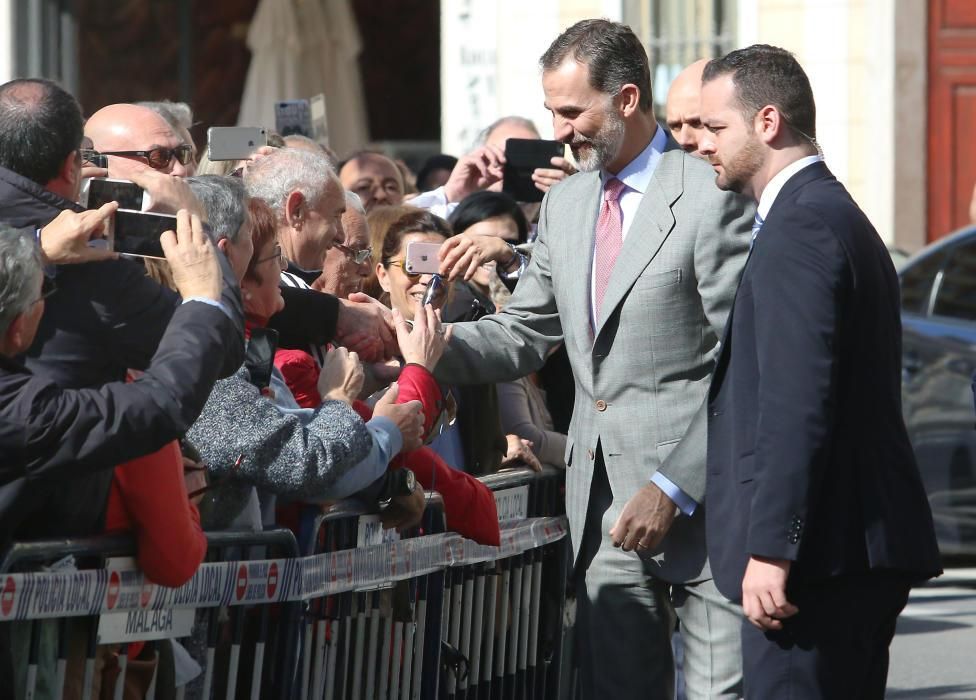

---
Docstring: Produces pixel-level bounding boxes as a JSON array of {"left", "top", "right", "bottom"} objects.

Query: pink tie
[{"left": 594, "top": 177, "right": 627, "bottom": 319}]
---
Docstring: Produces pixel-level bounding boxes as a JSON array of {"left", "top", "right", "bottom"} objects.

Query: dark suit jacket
[
  {"left": 0, "top": 165, "right": 246, "bottom": 538},
  {"left": 706, "top": 161, "right": 942, "bottom": 601},
  {"left": 0, "top": 301, "right": 242, "bottom": 544}
]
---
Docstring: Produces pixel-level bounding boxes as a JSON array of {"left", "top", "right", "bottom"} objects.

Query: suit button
[
  {"left": 595, "top": 400, "right": 608, "bottom": 412},
  {"left": 587, "top": 449, "right": 595, "bottom": 461}
]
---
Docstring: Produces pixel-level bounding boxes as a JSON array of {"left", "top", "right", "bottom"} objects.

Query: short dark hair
[
  {"left": 449, "top": 191, "right": 529, "bottom": 244},
  {"left": 540, "top": 19, "right": 653, "bottom": 112},
  {"left": 702, "top": 44, "right": 817, "bottom": 140},
  {"left": 0, "top": 79, "right": 84, "bottom": 185}
]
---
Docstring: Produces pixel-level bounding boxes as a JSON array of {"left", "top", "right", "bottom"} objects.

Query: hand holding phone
[
  {"left": 112, "top": 209, "right": 178, "bottom": 259},
  {"left": 80, "top": 177, "right": 148, "bottom": 210},
  {"left": 244, "top": 327, "right": 280, "bottom": 391}
]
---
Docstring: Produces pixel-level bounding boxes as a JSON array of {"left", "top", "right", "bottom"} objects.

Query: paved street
[{"left": 887, "top": 567, "right": 976, "bottom": 698}]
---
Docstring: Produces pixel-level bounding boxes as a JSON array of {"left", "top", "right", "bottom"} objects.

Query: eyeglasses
[
  {"left": 34, "top": 277, "right": 57, "bottom": 305},
  {"left": 253, "top": 245, "right": 285, "bottom": 268},
  {"left": 99, "top": 144, "right": 194, "bottom": 170},
  {"left": 383, "top": 258, "right": 428, "bottom": 281},
  {"left": 334, "top": 243, "right": 372, "bottom": 265},
  {"left": 80, "top": 148, "right": 107, "bottom": 168}
]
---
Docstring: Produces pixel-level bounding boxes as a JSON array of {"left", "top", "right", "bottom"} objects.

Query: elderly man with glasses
[{"left": 313, "top": 191, "right": 373, "bottom": 298}]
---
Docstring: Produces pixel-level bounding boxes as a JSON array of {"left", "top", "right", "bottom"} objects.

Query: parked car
[{"left": 899, "top": 225, "right": 976, "bottom": 557}]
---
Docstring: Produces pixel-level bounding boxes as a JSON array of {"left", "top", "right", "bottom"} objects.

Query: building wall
[
  {"left": 741, "top": 0, "right": 927, "bottom": 249},
  {"left": 440, "top": 0, "right": 615, "bottom": 155}
]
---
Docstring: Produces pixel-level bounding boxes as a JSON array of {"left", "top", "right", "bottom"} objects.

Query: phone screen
[
  {"left": 503, "top": 138, "right": 565, "bottom": 203},
  {"left": 112, "top": 210, "right": 177, "bottom": 259},
  {"left": 85, "top": 178, "right": 145, "bottom": 210}
]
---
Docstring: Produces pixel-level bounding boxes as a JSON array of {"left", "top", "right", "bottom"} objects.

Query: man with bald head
[
  {"left": 86, "top": 103, "right": 193, "bottom": 178},
  {"left": 666, "top": 59, "right": 709, "bottom": 156}
]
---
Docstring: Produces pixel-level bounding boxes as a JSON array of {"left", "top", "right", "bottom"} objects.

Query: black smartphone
[
  {"left": 112, "top": 210, "right": 176, "bottom": 259},
  {"left": 244, "top": 327, "right": 279, "bottom": 391},
  {"left": 503, "top": 138, "right": 565, "bottom": 203},
  {"left": 82, "top": 178, "right": 147, "bottom": 210}
]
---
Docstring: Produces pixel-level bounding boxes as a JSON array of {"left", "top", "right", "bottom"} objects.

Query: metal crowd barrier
[{"left": 0, "top": 467, "right": 569, "bottom": 699}]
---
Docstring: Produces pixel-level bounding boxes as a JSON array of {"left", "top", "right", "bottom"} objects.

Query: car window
[
  {"left": 932, "top": 241, "right": 976, "bottom": 321},
  {"left": 901, "top": 251, "right": 945, "bottom": 314}
]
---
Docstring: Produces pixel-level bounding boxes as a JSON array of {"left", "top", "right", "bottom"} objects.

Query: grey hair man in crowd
[
  {"left": 246, "top": 147, "right": 396, "bottom": 361},
  {"left": 314, "top": 191, "right": 372, "bottom": 298},
  {"left": 432, "top": 19, "right": 753, "bottom": 699}
]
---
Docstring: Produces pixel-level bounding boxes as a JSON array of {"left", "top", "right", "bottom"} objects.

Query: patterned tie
[
  {"left": 594, "top": 177, "right": 627, "bottom": 318},
  {"left": 750, "top": 211, "right": 764, "bottom": 249}
]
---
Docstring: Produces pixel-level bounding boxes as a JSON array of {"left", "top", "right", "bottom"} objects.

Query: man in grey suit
[{"left": 434, "top": 20, "right": 752, "bottom": 698}]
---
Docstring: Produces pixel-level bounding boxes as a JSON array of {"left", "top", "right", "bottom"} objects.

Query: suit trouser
[
  {"left": 741, "top": 571, "right": 911, "bottom": 699},
  {"left": 574, "top": 452, "right": 743, "bottom": 699}
]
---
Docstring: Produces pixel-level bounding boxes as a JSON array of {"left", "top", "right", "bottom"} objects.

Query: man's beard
[
  {"left": 710, "top": 134, "right": 763, "bottom": 194},
  {"left": 570, "top": 108, "right": 626, "bottom": 172}
]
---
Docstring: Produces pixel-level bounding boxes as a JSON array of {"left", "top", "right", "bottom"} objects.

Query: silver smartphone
[{"left": 207, "top": 126, "right": 268, "bottom": 161}]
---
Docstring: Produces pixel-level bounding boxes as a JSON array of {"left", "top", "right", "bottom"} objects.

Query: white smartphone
[
  {"left": 207, "top": 126, "right": 268, "bottom": 161},
  {"left": 404, "top": 241, "right": 442, "bottom": 275}
]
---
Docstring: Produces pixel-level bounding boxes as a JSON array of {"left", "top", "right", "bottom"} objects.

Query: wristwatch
[{"left": 380, "top": 468, "right": 417, "bottom": 501}]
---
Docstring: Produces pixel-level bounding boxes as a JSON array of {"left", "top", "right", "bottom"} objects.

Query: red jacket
[{"left": 274, "top": 349, "right": 500, "bottom": 545}]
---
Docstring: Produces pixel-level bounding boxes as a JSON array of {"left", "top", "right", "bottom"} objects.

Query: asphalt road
[{"left": 887, "top": 567, "right": 976, "bottom": 698}]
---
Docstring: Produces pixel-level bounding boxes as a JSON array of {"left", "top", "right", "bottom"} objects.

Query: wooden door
[{"left": 928, "top": 0, "right": 976, "bottom": 241}]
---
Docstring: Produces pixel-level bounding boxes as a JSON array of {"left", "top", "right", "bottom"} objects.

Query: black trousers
[{"left": 742, "top": 571, "right": 911, "bottom": 699}]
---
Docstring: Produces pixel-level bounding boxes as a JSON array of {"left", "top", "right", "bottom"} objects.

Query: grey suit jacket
[{"left": 436, "top": 137, "right": 753, "bottom": 583}]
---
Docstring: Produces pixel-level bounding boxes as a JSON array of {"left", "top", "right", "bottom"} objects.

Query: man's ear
[
  {"left": 618, "top": 84, "right": 642, "bottom": 118},
  {"left": 284, "top": 190, "right": 306, "bottom": 230},
  {"left": 755, "top": 105, "right": 784, "bottom": 144},
  {"left": 2, "top": 312, "right": 29, "bottom": 356},
  {"left": 217, "top": 238, "right": 230, "bottom": 255},
  {"left": 47, "top": 151, "right": 80, "bottom": 196}
]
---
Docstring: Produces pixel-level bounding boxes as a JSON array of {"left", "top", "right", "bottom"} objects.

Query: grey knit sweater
[{"left": 187, "top": 366, "right": 375, "bottom": 528}]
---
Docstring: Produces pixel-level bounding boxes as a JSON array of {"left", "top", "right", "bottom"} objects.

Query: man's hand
[
  {"left": 502, "top": 434, "right": 542, "bottom": 472},
  {"left": 127, "top": 169, "right": 205, "bottom": 218},
  {"left": 392, "top": 305, "right": 450, "bottom": 370},
  {"left": 238, "top": 145, "right": 278, "bottom": 178},
  {"left": 337, "top": 292, "right": 397, "bottom": 362},
  {"left": 79, "top": 165, "right": 110, "bottom": 182},
  {"left": 381, "top": 487, "right": 426, "bottom": 532},
  {"left": 609, "top": 481, "right": 678, "bottom": 552},
  {"left": 531, "top": 155, "right": 577, "bottom": 194},
  {"left": 373, "top": 383, "right": 424, "bottom": 452},
  {"left": 38, "top": 204, "right": 118, "bottom": 265},
  {"left": 318, "top": 346, "right": 365, "bottom": 404},
  {"left": 160, "top": 210, "right": 222, "bottom": 301},
  {"left": 438, "top": 232, "right": 514, "bottom": 281},
  {"left": 741, "top": 556, "right": 799, "bottom": 631},
  {"left": 443, "top": 145, "right": 506, "bottom": 203}
]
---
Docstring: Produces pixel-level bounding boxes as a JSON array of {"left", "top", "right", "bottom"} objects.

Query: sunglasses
[
  {"left": 99, "top": 144, "right": 194, "bottom": 170},
  {"left": 383, "top": 258, "right": 434, "bottom": 281},
  {"left": 334, "top": 243, "right": 372, "bottom": 265}
]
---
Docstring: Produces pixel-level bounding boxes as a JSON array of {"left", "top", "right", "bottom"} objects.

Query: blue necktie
[{"left": 750, "top": 212, "right": 764, "bottom": 249}]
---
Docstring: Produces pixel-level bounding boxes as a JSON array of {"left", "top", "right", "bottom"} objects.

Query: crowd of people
[{"left": 0, "top": 16, "right": 944, "bottom": 700}]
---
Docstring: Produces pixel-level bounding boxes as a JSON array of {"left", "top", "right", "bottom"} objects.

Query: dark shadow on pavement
[{"left": 887, "top": 683, "right": 976, "bottom": 698}]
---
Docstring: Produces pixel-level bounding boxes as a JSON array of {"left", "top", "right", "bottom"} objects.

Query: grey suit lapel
[
  {"left": 568, "top": 171, "right": 602, "bottom": 352},
  {"left": 593, "top": 148, "right": 683, "bottom": 340}
]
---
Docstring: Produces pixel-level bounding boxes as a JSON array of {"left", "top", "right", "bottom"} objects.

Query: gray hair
[
  {"left": 478, "top": 115, "right": 539, "bottom": 146},
  {"left": 244, "top": 147, "right": 338, "bottom": 222},
  {"left": 135, "top": 100, "right": 194, "bottom": 132},
  {"left": 186, "top": 175, "right": 247, "bottom": 244},
  {"left": 0, "top": 228, "right": 42, "bottom": 337},
  {"left": 344, "top": 191, "right": 365, "bottom": 215}
]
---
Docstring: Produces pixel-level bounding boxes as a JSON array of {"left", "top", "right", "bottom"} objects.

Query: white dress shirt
[{"left": 755, "top": 155, "right": 823, "bottom": 228}]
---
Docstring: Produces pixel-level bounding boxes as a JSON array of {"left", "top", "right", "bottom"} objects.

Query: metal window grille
[{"left": 625, "top": 0, "right": 737, "bottom": 116}]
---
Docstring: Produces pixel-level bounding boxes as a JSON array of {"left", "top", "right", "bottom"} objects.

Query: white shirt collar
[
  {"left": 600, "top": 125, "right": 668, "bottom": 195},
  {"left": 756, "top": 155, "right": 823, "bottom": 221}
]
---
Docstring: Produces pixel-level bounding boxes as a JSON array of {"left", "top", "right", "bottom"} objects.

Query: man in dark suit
[{"left": 699, "top": 44, "right": 942, "bottom": 698}]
